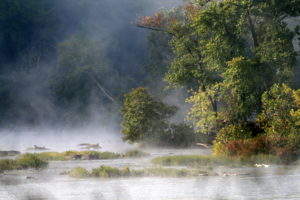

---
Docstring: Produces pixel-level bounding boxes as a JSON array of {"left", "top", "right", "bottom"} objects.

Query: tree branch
[
  {"left": 89, "top": 74, "right": 115, "bottom": 103},
  {"left": 136, "top": 25, "right": 175, "bottom": 36}
]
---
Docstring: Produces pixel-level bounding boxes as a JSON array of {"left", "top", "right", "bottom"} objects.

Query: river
[{"left": 1, "top": 148, "right": 300, "bottom": 200}]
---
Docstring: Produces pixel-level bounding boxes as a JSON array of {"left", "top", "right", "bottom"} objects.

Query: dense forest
[{"left": 1, "top": 0, "right": 300, "bottom": 160}]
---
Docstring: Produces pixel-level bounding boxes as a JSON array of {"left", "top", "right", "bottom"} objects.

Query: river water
[{"left": 1, "top": 148, "right": 300, "bottom": 200}]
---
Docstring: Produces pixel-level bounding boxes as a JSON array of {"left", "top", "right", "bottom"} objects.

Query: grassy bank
[
  {"left": 68, "top": 165, "right": 207, "bottom": 178},
  {"left": 34, "top": 149, "right": 149, "bottom": 161},
  {"left": 0, "top": 154, "right": 48, "bottom": 173},
  {"left": 151, "top": 154, "right": 286, "bottom": 168}
]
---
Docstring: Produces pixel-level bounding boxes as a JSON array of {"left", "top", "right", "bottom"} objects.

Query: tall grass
[
  {"left": 68, "top": 165, "right": 203, "bottom": 178},
  {"left": 34, "top": 149, "right": 149, "bottom": 161},
  {"left": 0, "top": 154, "right": 48, "bottom": 173},
  {"left": 151, "top": 154, "right": 286, "bottom": 168}
]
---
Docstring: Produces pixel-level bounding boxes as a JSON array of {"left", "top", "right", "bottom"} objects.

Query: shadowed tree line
[{"left": 0, "top": 0, "right": 162, "bottom": 126}]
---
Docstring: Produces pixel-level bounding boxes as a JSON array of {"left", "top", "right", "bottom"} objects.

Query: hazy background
[{"left": 0, "top": 0, "right": 183, "bottom": 127}]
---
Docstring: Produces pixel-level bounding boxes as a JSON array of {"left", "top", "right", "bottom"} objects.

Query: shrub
[
  {"left": 92, "top": 165, "right": 119, "bottom": 177},
  {"left": 70, "top": 167, "right": 89, "bottom": 178},
  {"left": 16, "top": 154, "right": 48, "bottom": 169},
  {"left": 0, "top": 154, "right": 48, "bottom": 173},
  {"left": 0, "top": 159, "right": 15, "bottom": 172},
  {"left": 218, "top": 134, "right": 299, "bottom": 163}
]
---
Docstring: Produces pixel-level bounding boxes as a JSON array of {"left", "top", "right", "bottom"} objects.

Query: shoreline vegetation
[
  {"left": 67, "top": 165, "right": 218, "bottom": 178},
  {"left": 151, "top": 154, "right": 295, "bottom": 168},
  {"left": 0, "top": 149, "right": 148, "bottom": 173},
  {"left": 0, "top": 154, "right": 48, "bottom": 173},
  {"left": 66, "top": 153, "right": 300, "bottom": 179},
  {"left": 33, "top": 149, "right": 149, "bottom": 161}
]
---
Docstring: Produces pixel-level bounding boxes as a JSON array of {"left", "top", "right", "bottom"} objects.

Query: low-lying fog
[{"left": 0, "top": 125, "right": 133, "bottom": 153}]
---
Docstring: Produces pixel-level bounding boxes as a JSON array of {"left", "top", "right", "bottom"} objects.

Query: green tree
[
  {"left": 258, "top": 84, "right": 300, "bottom": 136},
  {"left": 140, "top": 0, "right": 299, "bottom": 136},
  {"left": 121, "top": 87, "right": 177, "bottom": 143}
]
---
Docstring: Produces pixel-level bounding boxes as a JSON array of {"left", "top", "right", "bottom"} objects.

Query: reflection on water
[{"left": 1, "top": 149, "right": 300, "bottom": 200}]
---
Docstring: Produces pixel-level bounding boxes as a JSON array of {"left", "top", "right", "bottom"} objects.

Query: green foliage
[
  {"left": 258, "top": 84, "right": 300, "bottom": 136},
  {"left": 0, "top": 154, "right": 48, "bottom": 173},
  {"left": 133, "top": 167, "right": 191, "bottom": 177},
  {"left": 152, "top": 154, "right": 242, "bottom": 167},
  {"left": 216, "top": 123, "right": 253, "bottom": 145},
  {"left": 35, "top": 150, "right": 151, "bottom": 161},
  {"left": 186, "top": 84, "right": 220, "bottom": 134},
  {"left": 151, "top": 152, "right": 292, "bottom": 167},
  {"left": 70, "top": 165, "right": 202, "bottom": 178},
  {"left": 35, "top": 151, "right": 121, "bottom": 161},
  {"left": 35, "top": 152, "right": 66, "bottom": 161},
  {"left": 121, "top": 87, "right": 177, "bottom": 143},
  {"left": 220, "top": 57, "right": 263, "bottom": 122},
  {"left": 91, "top": 165, "right": 127, "bottom": 178},
  {"left": 16, "top": 154, "right": 48, "bottom": 169},
  {"left": 145, "top": 0, "right": 298, "bottom": 138},
  {"left": 0, "top": 159, "right": 16, "bottom": 173},
  {"left": 217, "top": 135, "right": 299, "bottom": 163},
  {"left": 70, "top": 167, "right": 89, "bottom": 178}
]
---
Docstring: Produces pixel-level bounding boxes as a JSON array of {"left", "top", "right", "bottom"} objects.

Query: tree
[
  {"left": 52, "top": 35, "right": 115, "bottom": 121},
  {"left": 121, "top": 87, "right": 177, "bottom": 143},
  {"left": 0, "top": 0, "right": 60, "bottom": 67},
  {"left": 139, "top": 0, "right": 299, "bottom": 136},
  {"left": 258, "top": 84, "right": 300, "bottom": 137}
]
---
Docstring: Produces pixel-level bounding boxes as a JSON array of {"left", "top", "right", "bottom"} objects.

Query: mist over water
[
  {"left": 0, "top": 125, "right": 134, "bottom": 153},
  {"left": 1, "top": 1, "right": 300, "bottom": 200}
]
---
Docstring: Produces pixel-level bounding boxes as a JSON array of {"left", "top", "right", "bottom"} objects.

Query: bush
[
  {"left": 16, "top": 154, "right": 48, "bottom": 169},
  {"left": 0, "top": 154, "right": 48, "bottom": 173},
  {"left": 70, "top": 167, "right": 89, "bottom": 178},
  {"left": 216, "top": 134, "right": 299, "bottom": 163},
  {"left": 0, "top": 159, "right": 15, "bottom": 172},
  {"left": 91, "top": 166, "right": 131, "bottom": 178}
]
